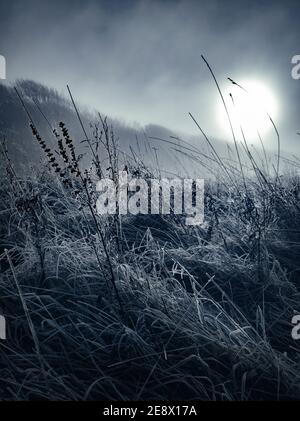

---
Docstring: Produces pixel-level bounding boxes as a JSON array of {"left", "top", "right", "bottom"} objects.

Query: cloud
[{"left": 1, "top": 0, "right": 300, "bottom": 150}]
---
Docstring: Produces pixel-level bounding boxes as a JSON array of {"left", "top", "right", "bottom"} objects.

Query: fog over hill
[{"left": 1, "top": 79, "right": 288, "bottom": 180}]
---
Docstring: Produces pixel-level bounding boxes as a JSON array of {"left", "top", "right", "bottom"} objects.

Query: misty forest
[{"left": 1, "top": 0, "right": 300, "bottom": 401}]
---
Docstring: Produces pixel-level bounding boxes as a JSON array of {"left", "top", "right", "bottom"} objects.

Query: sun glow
[{"left": 217, "top": 79, "right": 279, "bottom": 141}]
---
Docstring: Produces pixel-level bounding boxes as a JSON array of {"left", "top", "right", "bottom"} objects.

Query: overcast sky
[{"left": 0, "top": 0, "right": 300, "bottom": 151}]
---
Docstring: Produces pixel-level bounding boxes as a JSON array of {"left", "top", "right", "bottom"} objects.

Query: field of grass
[{"left": 1, "top": 83, "right": 300, "bottom": 401}]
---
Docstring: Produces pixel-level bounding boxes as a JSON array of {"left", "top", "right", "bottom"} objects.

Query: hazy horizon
[{"left": 1, "top": 0, "right": 300, "bottom": 152}]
